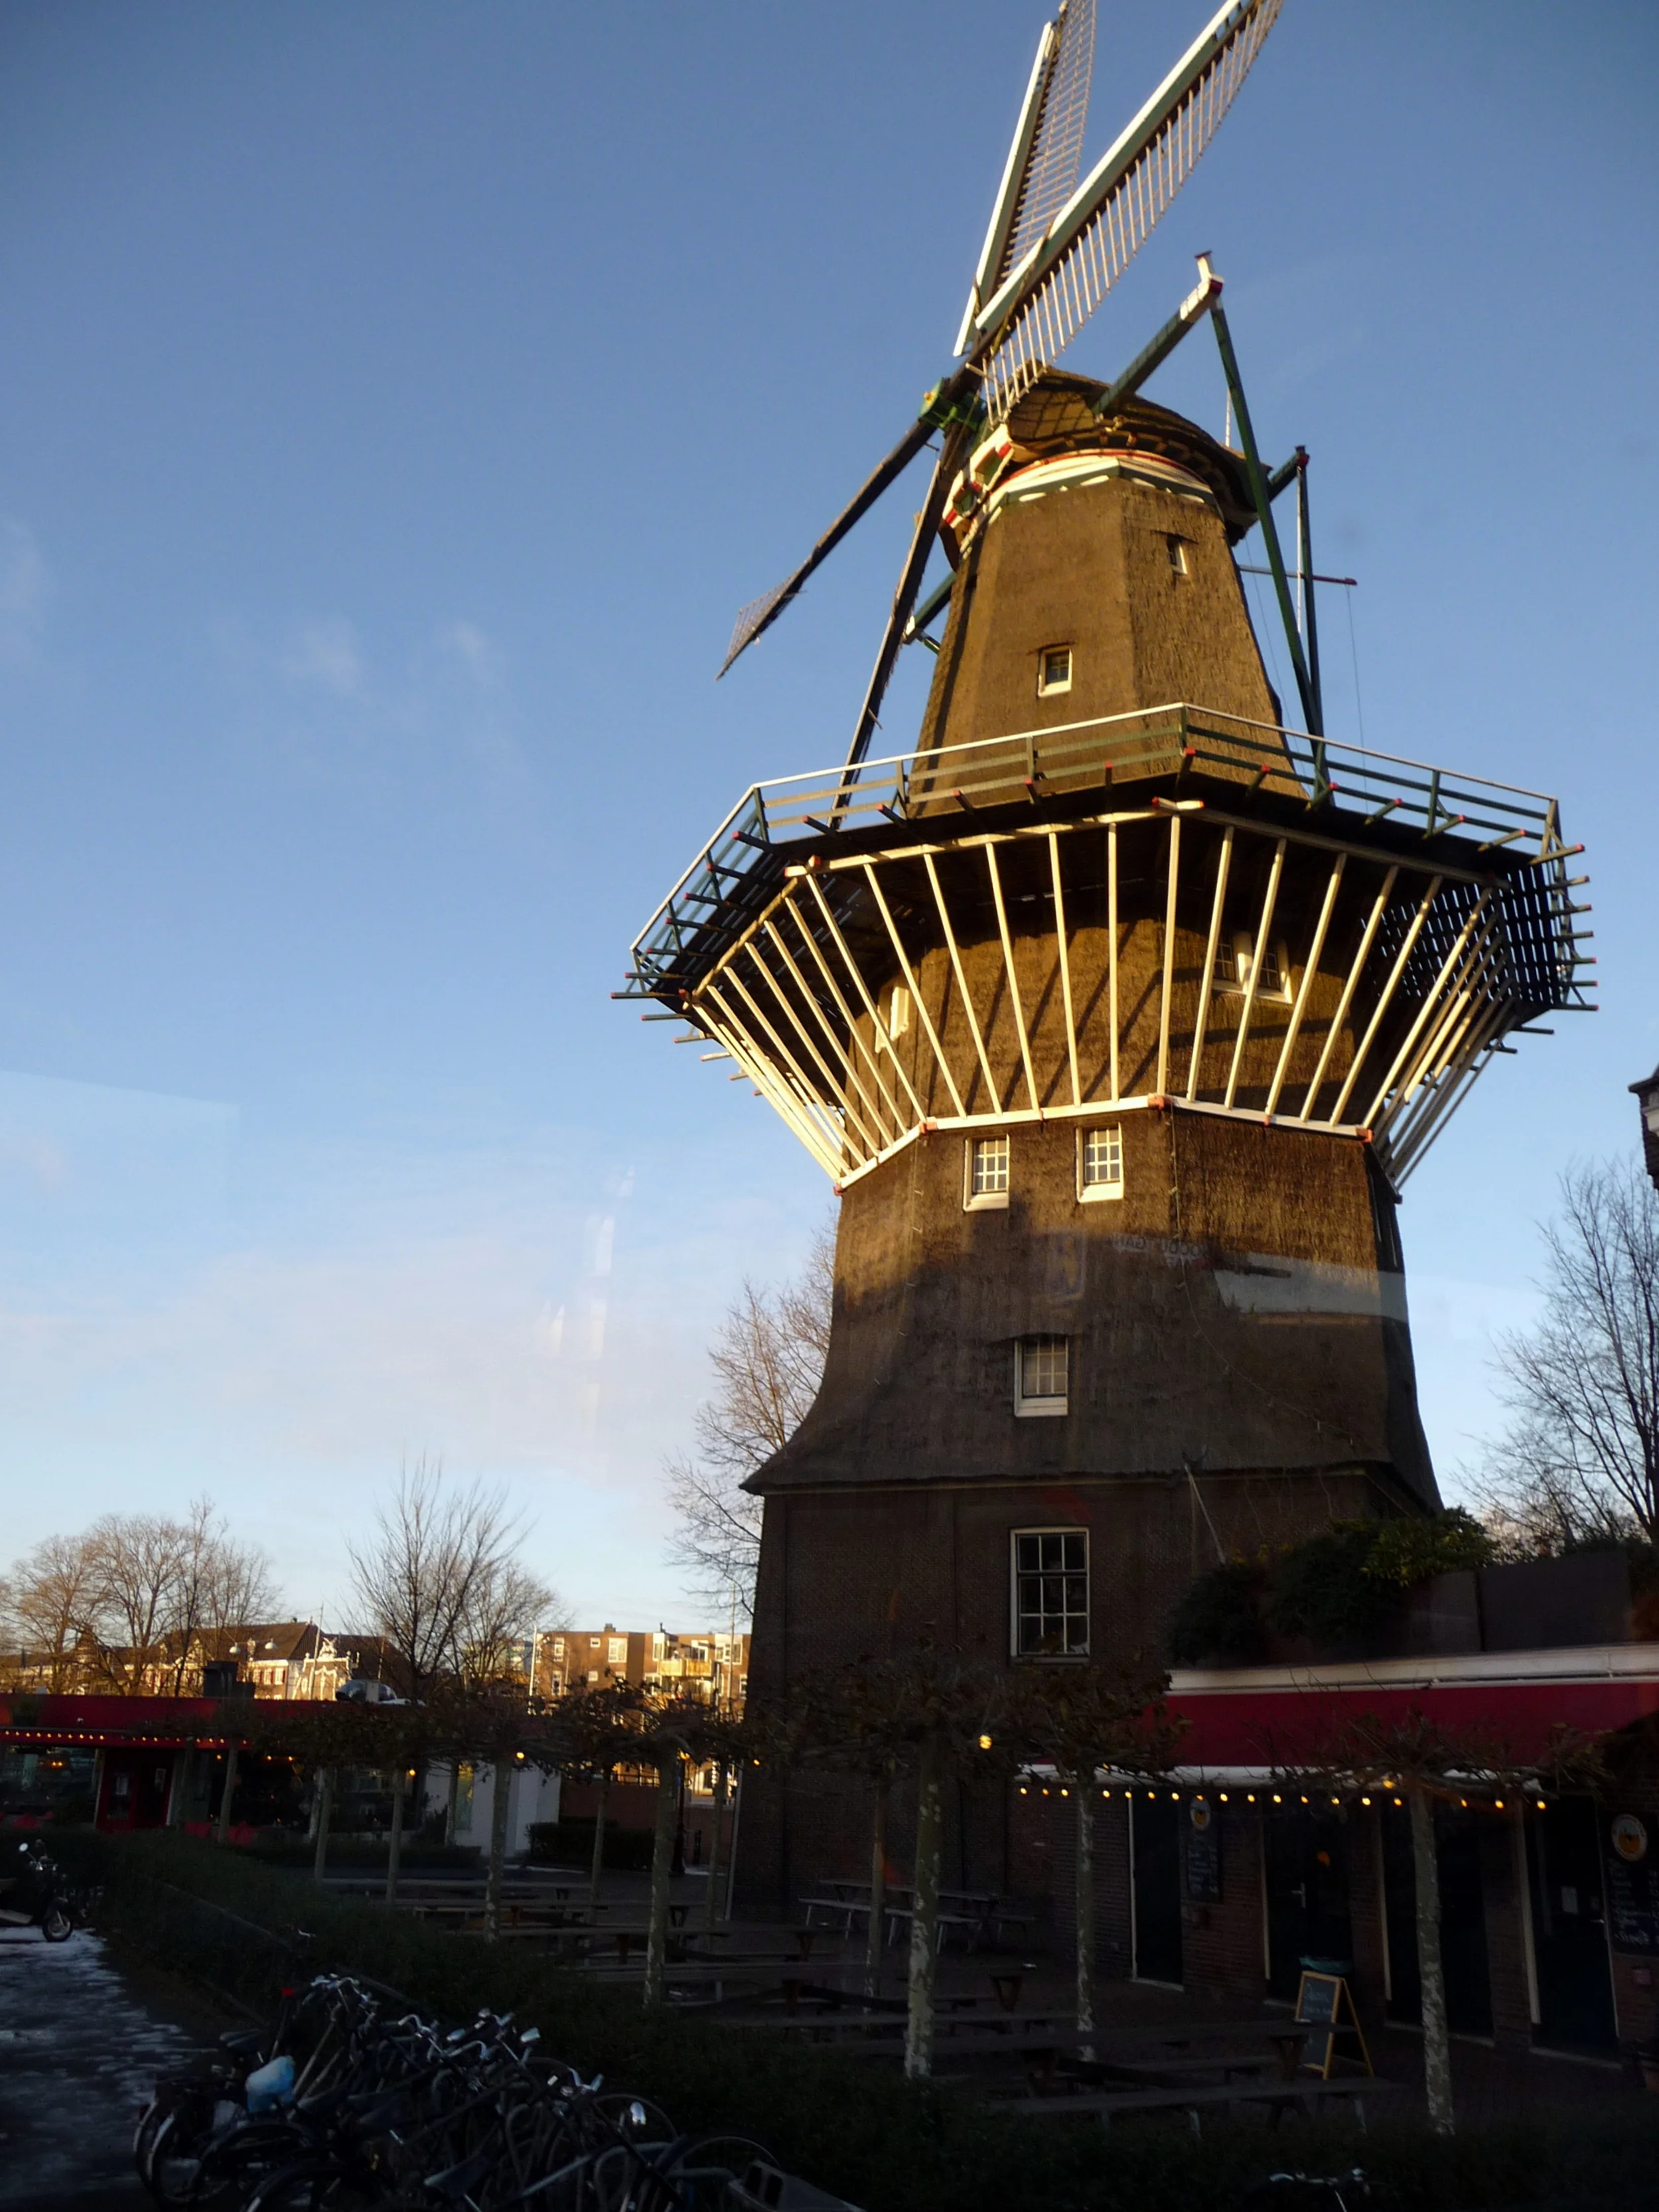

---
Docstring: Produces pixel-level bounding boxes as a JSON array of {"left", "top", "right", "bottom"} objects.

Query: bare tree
[
  {"left": 1475, "top": 1160, "right": 1659, "bottom": 1548},
  {"left": 0, "top": 1533, "right": 102, "bottom": 1692},
  {"left": 347, "top": 1460, "right": 531, "bottom": 1706},
  {"left": 457, "top": 1558, "right": 562, "bottom": 1689},
  {"left": 1, "top": 1506, "right": 275, "bottom": 1694},
  {"left": 664, "top": 1221, "right": 833, "bottom": 1617}
]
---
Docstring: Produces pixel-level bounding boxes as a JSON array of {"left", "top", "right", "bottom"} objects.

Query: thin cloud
[
  {"left": 0, "top": 518, "right": 50, "bottom": 664},
  {"left": 282, "top": 616, "right": 364, "bottom": 696}
]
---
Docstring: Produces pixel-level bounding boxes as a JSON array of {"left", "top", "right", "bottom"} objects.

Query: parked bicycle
[{"left": 136, "top": 1974, "right": 856, "bottom": 2211}]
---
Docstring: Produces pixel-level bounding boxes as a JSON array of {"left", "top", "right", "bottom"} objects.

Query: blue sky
[{"left": 0, "top": 2, "right": 1653, "bottom": 1626}]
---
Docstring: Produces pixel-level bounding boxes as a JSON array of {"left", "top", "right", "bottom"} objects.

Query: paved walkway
[{"left": 0, "top": 1926, "right": 205, "bottom": 2207}]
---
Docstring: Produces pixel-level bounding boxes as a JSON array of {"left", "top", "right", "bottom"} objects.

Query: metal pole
[
  {"left": 1295, "top": 451, "right": 1324, "bottom": 744},
  {"left": 1210, "top": 307, "right": 1319, "bottom": 742}
]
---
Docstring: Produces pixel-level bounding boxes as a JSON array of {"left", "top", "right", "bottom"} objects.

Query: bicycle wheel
[{"left": 244, "top": 2154, "right": 386, "bottom": 2212}]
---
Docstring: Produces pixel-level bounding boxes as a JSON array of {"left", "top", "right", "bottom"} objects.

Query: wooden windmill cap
[{"left": 983, "top": 370, "right": 1259, "bottom": 544}]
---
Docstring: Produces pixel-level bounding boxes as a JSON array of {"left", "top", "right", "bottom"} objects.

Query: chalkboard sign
[
  {"left": 1183, "top": 1795, "right": 1222, "bottom": 1904},
  {"left": 1605, "top": 1812, "right": 1659, "bottom": 1957},
  {"left": 1294, "top": 1972, "right": 1372, "bottom": 2079}
]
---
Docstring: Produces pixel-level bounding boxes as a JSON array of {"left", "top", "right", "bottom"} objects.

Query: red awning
[{"left": 1165, "top": 1676, "right": 1659, "bottom": 1773}]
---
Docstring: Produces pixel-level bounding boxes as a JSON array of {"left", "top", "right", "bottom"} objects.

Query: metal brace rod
[{"left": 1210, "top": 306, "right": 1321, "bottom": 748}]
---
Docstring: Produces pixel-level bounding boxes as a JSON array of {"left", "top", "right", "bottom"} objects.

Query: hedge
[{"left": 58, "top": 1830, "right": 1659, "bottom": 2212}]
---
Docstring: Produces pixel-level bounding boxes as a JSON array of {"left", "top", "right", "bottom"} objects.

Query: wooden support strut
[
  {"left": 781, "top": 893, "right": 908, "bottom": 1140},
  {"left": 1223, "top": 837, "right": 1286, "bottom": 1112},
  {"left": 859, "top": 862, "right": 968, "bottom": 1119},
  {"left": 1328, "top": 875, "right": 1444, "bottom": 1127},
  {"left": 1186, "top": 824, "right": 1234, "bottom": 1104},
  {"left": 758, "top": 915, "right": 889, "bottom": 1160},
  {"left": 986, "top": 842, "right": 1041, "bottom": 1112},
  {"left": 1156, "top": 812, "right": 1183, "bottom": 1098},
  {"left": 923, "top": 852, "right": 1002, "bottom": 1116},
  {"left": 1048, "top": 832, "right": 1082, "bottom": 1109}
]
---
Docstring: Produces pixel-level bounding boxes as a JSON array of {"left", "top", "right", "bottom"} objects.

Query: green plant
[
  {"left": 1365, "top": 1507, "right": 1494, "bottom": 1587},
  {"left": 1268, "top": 1526, "right": 1396, "bottom": 1645},
  {"left": 1167, "top": 1561, "right": 1265, "bottom": 1665}
]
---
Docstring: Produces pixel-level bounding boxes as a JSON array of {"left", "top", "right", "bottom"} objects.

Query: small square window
[
  {"left": 886, "top": 985, "right": 911, "bottom": 1039},
  {"left": 1015, "top": 1333, "right": 1068, "bottom": 1418},
  {"left": 1218, "top": 932, "right": 1290, "bottom": 999},
  {"left": 1011, "top": 1527, "right": 1089, "bottom": 1656},
  {"left": 966, "top": 1133, "right": 1010, "bottom": 1211},
  {"left": 1167, "top": 534, "right": 1190, "bottom": 575},
  {"left": 1037, "top": 644, "right": 1072, "bottom": 697},
  {"left": 1078, "top": 1122, "right": 1124, "bottom": 1202}
]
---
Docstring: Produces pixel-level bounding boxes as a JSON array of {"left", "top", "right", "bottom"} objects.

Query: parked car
[{"left": 334, "top": 1678, "right": 405, "bottom": 1706}]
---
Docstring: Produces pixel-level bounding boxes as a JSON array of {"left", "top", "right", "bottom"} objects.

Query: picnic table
[{"left": 998, "top": 2075, "right": 1386, "bottom": 2135}]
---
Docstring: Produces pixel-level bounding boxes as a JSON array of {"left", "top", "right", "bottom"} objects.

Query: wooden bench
[{"left": 997, "top": 2076, "right": 1382, "bottom": 2135}]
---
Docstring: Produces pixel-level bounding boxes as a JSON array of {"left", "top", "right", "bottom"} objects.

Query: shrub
[
  {"left": 1168, "top": 1560, "right": 1265, "bottom": 1665},
  {"left": 1365, "top": 1507, "right": 1494, "bottom": 1587},
  {"left": 1268, "top": 1525, "right": 1395, "bottom": 1646}
]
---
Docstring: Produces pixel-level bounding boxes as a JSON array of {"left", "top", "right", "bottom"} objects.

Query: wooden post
[
  {"left": 385, "top": 1767, "right": 408, "bottom": 1905},
  {"left": 865, "top": 1771, "right": 891, "bottom": 1998},
  {"left": 904, "top": 1743, "right": 944, "bottom": 2079},
  {"left": 214, "top": 1741, "right": 239, "bottom": 1845},
  {"left": 1409, "top": 1783, "right": 1455, "bottom": 2136},
  {"left": 313, "top": 1769, "right": 334, "bottom": 1885},
  {"left": 484, "top": 1760, "right": 512, "bottom": 1943},
  {"left": 1075, "top": 1783, "right": 1096, "bottom": 2059},
  {"left": 589, "top": 1770, "right": 610, "bottom": 1909},
  {"left": 703, "top": 1764, "right": 729, "bottom": 1936},
  {"left": 644, "top": 1753, "right": 680, "bottom": 2006}
]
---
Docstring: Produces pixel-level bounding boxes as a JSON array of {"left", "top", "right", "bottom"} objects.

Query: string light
[{"left": 1271, "top": 1793, "right": 1282, "bottom": 1805}]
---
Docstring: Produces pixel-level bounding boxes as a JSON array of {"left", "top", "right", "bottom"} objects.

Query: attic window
[
  {"left": 1037, "top": 645, "right": 1072, "bottom": 697},
  {"left": 1167, "top": 534, "right": 1190, "bottom": 575}
]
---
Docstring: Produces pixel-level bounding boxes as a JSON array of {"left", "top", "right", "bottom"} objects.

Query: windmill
[
  {"left": 718, "top": 0, "right": 1288, "bottom": 766},
  {"left": 620, "top": 3, "right": 1594, "bottom": 1934}
]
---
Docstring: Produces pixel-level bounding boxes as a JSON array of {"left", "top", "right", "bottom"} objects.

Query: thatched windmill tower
[{"left": 620, "top": 0, "right": 1592, "bottom": 1895}]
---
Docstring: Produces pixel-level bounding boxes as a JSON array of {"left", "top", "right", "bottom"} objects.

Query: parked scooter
[{"left": 0, "top": 1837, "right": 75, "bottom": 1941}]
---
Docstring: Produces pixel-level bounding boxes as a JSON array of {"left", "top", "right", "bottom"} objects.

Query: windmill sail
[
  {"left": 956, "top": 0, "right": 1097, "bottom": 356},
  {"left": 970, "top": 0, "right": 1282, "bottom": 423}
]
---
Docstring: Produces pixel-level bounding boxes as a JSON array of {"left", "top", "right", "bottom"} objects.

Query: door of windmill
[
  {"left": 1131, "top": 1793, "right": 1183, "bottom": 1984},
  {"left": 1264, "top": 1806, "right": 1352, "bottom": 2000},
  {"left": 1525, "top": 1795, "right": 1617, "bottom": 2051}
]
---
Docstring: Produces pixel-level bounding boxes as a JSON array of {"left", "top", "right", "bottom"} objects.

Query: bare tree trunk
[
  {"left": 444, "top": 1762, "right": 461, "bottom": 1847},
  {"left": 1075, "top": 1783, "right": 1096, "bottom": 2059},
  {"left": 214, "top": 1742, "right": 239, "bottom": 1845},
  {"left": 589, "top": 1771, "right": 610, "bottom": 1909},
  {"left": 484, "top": 1761, "right": 512, "bottom": 1943},
  {"left": 313, "top": 1769, "right": 334, "bottom": 1885},
  {"left": 904, "top": 1745, "right": 944, "bottom": 2081},
  {"left": 644, "top": 1754, "right": 680, "bottom": 2007},
  {"left": 1409, "top": 1784, "right": 1455, "bottom": 2136},
  {"left": 865, "top": 1773, "right": 891, "bottom": 1998},
  {"left": 168, "top": 1747, "right": 190, "bottom": 1830},
  {"left": 385, "top": 1770, "right": 407, "bottom": 1905},
  {"left": 703, "top": 1765, "right": 728, "bottom": 1935}
]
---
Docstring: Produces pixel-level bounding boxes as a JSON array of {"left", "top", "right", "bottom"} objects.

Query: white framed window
[
  {"left": 1015, "top": 1333, "right": 1068, "bottom": 1418},
  {"left": 1217, "top": 930, "right": 1291, "bottom": 999},
  {"left": 965, "top": 1133, "right": 1010, "bottom": 1211},
  {"left": 885, "top": 985, "right": 911, "bottom": 1039},
  {"left": 1167, "top": 534, "right": 1190, "bottom": 575},
  {"left": 608, "top": 1637, "right": 627, "bottom": 1664},
  {"left": 1037, "top": 644, "right": 1072, "bottom": 696},
  {"left": 1011, "top": 1528, "right": 1089, "bottom": 1656},
  {"left": 1078, "top": 1121, "right": 1124, "bottom": 1203}
]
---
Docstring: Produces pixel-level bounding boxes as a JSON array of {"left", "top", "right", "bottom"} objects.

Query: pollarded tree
[
  {"left": 1282, "top": 1707, "right": 1606, "bottom": 2137},
  {"left": 629, "top": 1690, "right": 748, "bottom": 2008},
  {"left": 542, "top": 1678, "right": 654, "bottom": 1908},
  {"left": 1019, "top": 1664, "right": 1187, "bottom": 2053},
  {"left": 788, "top": 1642, "right": 1019, "bottom": 2079}
]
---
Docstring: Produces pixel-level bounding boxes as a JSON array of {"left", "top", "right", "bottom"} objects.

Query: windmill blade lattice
[
  {"left": 997, "top": 0, "right": 1096, "bottom": 291},
  {"left": 977, "top": 0, "right": 1282, "bottom": 424}
]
